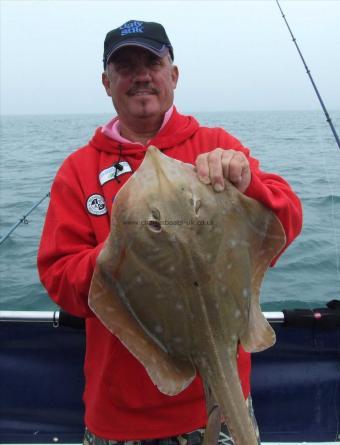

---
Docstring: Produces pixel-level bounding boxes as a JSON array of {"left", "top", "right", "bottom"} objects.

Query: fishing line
[
  {"left": 276, "top": 0, "right": 340, "bottom": 151},
  {"left": 317, "top": 125, "right": 340, "bottom": 284},
  {"left": 0, "top": 192, "right": 50, "bottom": 246}
]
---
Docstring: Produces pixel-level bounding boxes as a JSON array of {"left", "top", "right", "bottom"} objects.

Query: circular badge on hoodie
[{"left": 86, "top": 194, "right": 107, "bottom": 216}]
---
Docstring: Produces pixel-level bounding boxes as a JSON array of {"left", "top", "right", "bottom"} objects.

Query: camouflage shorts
[{"left": 83, "top": 397, "right": 260, "bottom": 445}]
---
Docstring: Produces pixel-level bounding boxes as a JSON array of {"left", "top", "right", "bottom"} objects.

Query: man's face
[{"left": 102, "top": 47, "right": 179, "bottom": 123}]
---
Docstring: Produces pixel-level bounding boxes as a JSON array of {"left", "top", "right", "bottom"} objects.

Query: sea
[{"left": 1, "top": 110, "right": 340, "bottom": 313}]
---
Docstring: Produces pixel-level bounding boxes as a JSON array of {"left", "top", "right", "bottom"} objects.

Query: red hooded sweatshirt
[{"left": 37, "top": 108, "right": 302, "bottom": 440}]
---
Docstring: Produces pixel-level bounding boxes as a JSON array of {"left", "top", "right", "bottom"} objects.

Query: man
[{"left": 38, "top": 20, "right": 302, "bottom": 445}]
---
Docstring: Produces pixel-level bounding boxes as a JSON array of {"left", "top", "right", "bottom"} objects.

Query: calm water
[{"left": 1, "top": 110, "right": 340, "bottom": 312}]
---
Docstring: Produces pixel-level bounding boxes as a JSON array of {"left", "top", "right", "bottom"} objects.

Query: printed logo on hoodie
[{"left": 86, "top": 194, "right": 107, "bottom": 216}]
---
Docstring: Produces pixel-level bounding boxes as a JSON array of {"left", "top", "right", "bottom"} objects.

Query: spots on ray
[
  {"left": 173, "top": 337, "right": 183, "bottom": 344},
  {"left": 229, "top": 239, "right": 237, "bottom": 248},
  {"left": 242, "top": 237, "right": 251, "bottom": 247},
  {"left": 154, "top": 324, "right": 163, "bottom": 334},
  {"left": 175, "top": 302, "right": 184, "bottom": 311},
  {"left": 200, "top": 355, "right": 208, "bottom": 369},
  {"left": 169, "top": 234, "right": 177, "bottom": 243},
  {"left": 243, "top": 288, "right": 250, "bottom": 298},
  {"left": 213, "top": 225, "right": 222, "bottom": 234}
]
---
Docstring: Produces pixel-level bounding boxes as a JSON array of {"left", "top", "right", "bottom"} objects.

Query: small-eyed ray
[{"left": 89, "top": 146, "right": 286, "bottom": 445}]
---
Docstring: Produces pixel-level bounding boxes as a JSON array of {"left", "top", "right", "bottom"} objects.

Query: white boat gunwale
[{"left": 0, "top": 310, "right": 285, "bottom": 324}]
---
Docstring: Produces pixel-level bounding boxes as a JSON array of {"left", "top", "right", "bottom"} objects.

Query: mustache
[{"left": 127, "top": 85, "right": 160, "bottom": 96}]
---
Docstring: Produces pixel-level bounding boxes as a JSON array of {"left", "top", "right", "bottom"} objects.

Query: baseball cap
[{"left": 103, "top": 20, "right": 174, "bottom": 69}]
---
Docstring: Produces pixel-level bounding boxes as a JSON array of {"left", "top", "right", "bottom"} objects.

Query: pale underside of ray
[{"left": 89, "top": 146, "right": 286, "bottom": 445}]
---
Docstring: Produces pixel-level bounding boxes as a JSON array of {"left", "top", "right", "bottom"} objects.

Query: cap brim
[{"left": 106, "top": 39, "right": 169, "bottom": 65}]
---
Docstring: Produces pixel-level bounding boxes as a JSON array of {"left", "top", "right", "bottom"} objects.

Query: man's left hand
[{"left": 195, "top": 148, "right": 251, "bottom": 193}]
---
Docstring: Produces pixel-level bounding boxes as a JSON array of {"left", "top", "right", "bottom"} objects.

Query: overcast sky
[{"left": 1, "top": 0, "right": 340, "bottom": 115}]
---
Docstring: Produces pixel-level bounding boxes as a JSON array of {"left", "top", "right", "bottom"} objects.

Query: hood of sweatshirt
[{"left": 89, "top": 107, "right": 200, "bottom": 155}]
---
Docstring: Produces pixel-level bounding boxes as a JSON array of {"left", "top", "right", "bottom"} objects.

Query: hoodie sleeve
[
  {"left": 217, "top": 130, "right": 303, "bottom": 262},
  {"left": 37, "top": 159, "right": 108, "bottom": 318}
]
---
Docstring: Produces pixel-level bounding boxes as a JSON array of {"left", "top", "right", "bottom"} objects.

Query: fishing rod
[
  {"left": 0, "top": 192, "right": 50, "bottom": 246},
  {"left": 276, "top": 0, "right": 340, "bottom": 150}
]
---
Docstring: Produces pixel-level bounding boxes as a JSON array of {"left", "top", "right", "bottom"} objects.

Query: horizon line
[{"left": 1, "top": 108, "right": 340, "bottom": 118}]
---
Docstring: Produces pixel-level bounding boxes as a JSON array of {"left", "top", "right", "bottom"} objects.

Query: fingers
[
  {"left": 196, "top": 148, "right": 251, "bottom": 193},
  {"left": 195, "top": 152, "right": 212, "bottom": 185},
  {"left": 225, "top": 151, "right": 249, "bottom": 184},
  {"left": 196, "top": 148, "right": 224, "bottom": 191}
]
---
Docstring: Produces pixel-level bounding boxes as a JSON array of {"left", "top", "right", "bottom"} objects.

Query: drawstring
[
  {"left": 113, "top": 144, "right": 124, "bottom": 183},
  {"left": 113, "top": 144, "right": 135, "bottom": 184}
]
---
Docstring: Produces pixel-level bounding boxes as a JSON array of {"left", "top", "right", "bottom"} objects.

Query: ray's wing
[
  {"left": 236, "top": 191, "right": 286, "bottom": 352},
  {"left": 89, "top": 249, "right": 196, "bottom": 395}
]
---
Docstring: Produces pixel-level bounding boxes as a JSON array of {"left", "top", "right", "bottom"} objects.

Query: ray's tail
[{"left": 199, "top": 348, "right": 259, "bottom": 445}]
